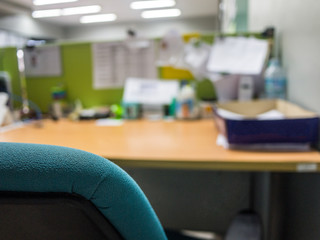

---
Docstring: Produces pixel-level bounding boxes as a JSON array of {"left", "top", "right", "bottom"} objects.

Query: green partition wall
[
  {"left": 3, "top": 39, "right": 217, "bottom": 113},
  {"left": 26, "top": 42, "right": 124, "bottom": 112},
  {"left": 1, "top": 31, "right": 268, "bottom": 114},
  {"left": 2, "top": 44, "right": 123, "bottom": 113},
  {"left": 0, "top": 47, "right": 22, "bottom": 109}
]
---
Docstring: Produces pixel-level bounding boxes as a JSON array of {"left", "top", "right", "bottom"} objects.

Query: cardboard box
[{"left": 213, "top": 99, "right": 319, "bottom": 145}]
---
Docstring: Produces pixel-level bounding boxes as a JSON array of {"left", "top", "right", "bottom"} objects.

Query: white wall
[
  {"left": 249, "top": 2, "right": 320, "bottom": 239},
  {"left": 0, "top": 14, "right": 217, "bottom": 43},
  {"left": 63, "top": 16, "right": 218, "bottom": 42},
  {"left": 0, "top": 14, "right": 65, "bottom": 40},
  {"left": 249, "top": 0, "right": 320, "bottom": 114}
]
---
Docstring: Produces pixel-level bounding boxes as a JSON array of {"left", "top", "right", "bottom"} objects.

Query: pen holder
[{"left": 122, "top": 102, "right": 141, "bottom": 119}]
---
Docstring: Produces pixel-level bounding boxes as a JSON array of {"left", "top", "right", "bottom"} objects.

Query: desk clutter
[
  {"left": 46, "top": 77, "right": 214, "bottom": 122},
  {"left": 0, "top": 30, "right": 276, "bottom": 124},
  {"left": 122, "top": 77, "right": 210, "bottom": 121},
  {"left": 2, "top": 72, "right": 319, "bottom": 153},
  {"left": 0, "top": 29, "right": 319, "bottom": 153},
  {"left": 214, "top": 99, "right": 319, "bottom": 151}
]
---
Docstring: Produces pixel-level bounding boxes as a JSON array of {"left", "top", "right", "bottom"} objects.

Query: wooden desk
[
  {"left": 2, "top": 119, "right": 319, "bottom": 240},
  {"left": 1, "top": 119, "right": 320, "bottom": 172}
]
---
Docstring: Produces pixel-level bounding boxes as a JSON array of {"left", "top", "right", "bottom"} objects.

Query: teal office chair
[{"left": 0, "top": 142, "right": 167, "bottom": 240}]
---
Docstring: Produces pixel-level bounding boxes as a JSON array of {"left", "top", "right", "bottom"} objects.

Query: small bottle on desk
[
  {"left": 264, "top": 58, "right": 287, "bottom": 99},
  {"left": 175, "top": 81, "right": 199, "bottom": 120}
]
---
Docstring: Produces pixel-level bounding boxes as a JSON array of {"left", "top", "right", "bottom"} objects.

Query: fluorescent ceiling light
[
  {"left": 33, "top": 0, "right": 78, "bottom": 6},
  {"left": 141, "top": 8, "right": 181, "bottom": 19},
  {"left": 32, "top": 5, "right": 101, "bottom": 18},
  {"left": 80, "top": 14, "right": 117, "bottom": 24},
  {"left": 32, "top": 9, "right": 61, "bottom": 18},
  {"left": 62, "top": 5, "right": 101, "bottom": 16},
  {"left": 131, "top": 0, "right": 175, "bottom": 10}
]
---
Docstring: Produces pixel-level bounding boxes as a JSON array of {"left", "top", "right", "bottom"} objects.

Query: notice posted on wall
[
  {"left": 24, "top": 45, "right": 62, "bottom": 77},
  {"left": 207, "top": 37, "right": 269, "bottom": 75},
  {"left": 92, "top": 40, "right": 157, "bottom": 89},
  {"left": 123, "top": 77, "right": 179, "bottom": 105}
]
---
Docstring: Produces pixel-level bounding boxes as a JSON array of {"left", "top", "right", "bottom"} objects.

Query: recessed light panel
[
  {"left": 33, "top": 0, "right": 78, "bottom": 6},
  {"left": 131, "top": 0, "right": 176, "bottom": 10},
  {"left": 62, "top": 5, "right": 101, "bottom": 16},
  {"left": 141, "top": 8, "right": 181, "bottom": 19},
  {"left": 32, "top": 5, "right": 102, "bottom": 18},
  {"left": 80, "top": 14, "right": 117, "bottom": 24},
  {"left": 32, "top": 9, "right": 61, "bottom": 18}
]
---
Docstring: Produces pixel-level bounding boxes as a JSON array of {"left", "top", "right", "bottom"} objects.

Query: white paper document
[
  {"left": 256, "top": 110, "right": 285, "bottom": 120},
  {"left": 216, "top": 108, "right": 285, "bottom": 120},
  {"left": 216, "top": 108, "right": 245, "bottom": 120},
  {"left": 92, "top": 42, "right": 122, "bottom": 89},
  {"left": 92, "top": 41, "right": 157, "bottom": 89},
  {"left": 24, "top": 45, "right": 62, "bottom": 77},
  {"left": 95, "top": 119, "right": 124, "bottom": 126},
  {"left": 123, "top": 78, "right": 179, "bottom": 105},
  {"left": 0, "top": 122, "right": 25, "bottom": 133},
  {"left": 207, "top": 37, "right": 269, "bottom": 75}
]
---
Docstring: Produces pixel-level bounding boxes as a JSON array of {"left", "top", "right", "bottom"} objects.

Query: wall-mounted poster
[
  {"left": 92, "top": 40, "right": 157, "bottom": 89},
  {"left": 24, "top": 45, "right": 62, "bottom": 77}
]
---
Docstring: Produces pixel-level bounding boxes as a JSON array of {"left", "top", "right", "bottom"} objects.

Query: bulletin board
[
  {"left": 24, "top": 45, "right": 62, "bottom": 77},
  {"left": 92, "top": 40, "right": 157, "bottom": 89}
]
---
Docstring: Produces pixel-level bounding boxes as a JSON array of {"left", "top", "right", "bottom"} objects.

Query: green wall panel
[
  {"left": 62, "top": 43, "right": 123, "bottom": 108},
  {"left": 0, "top": 47, "right": 22, "bottom": 109},
  {"left": 26, "top": 77, "right": 63, "bottom": 112},
  {"left": 2, "top": 31, "right": 267, "bottom": 114},
  {"left": 26, "top": 43, "right": 124, "bottom": 113},
  {"left": 196, "top": 79, "right": 216, "bottom": 100}
]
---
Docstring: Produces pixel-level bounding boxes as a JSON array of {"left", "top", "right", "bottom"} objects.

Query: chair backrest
[{"left": 0, "top": 142, "right": 167, "bottom": 240}]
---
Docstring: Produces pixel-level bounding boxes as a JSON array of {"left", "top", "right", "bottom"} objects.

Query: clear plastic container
[
  {"left": 175, "top": 83, "right": 199, "bottom": 119},
  {"left": 264, "top": 58, "right": 287, "bottom": 99}
]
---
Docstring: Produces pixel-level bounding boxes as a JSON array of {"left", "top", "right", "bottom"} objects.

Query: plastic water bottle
[
  {"left": 175, "top": 82, "right": 199, "bottom": 119},
  {"left": 264, "top": 58, "right": 287, "bottom": 99}
]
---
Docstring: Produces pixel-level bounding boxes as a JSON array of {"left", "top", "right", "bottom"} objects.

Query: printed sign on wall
[
  {"left": 24, "top": 45, "right": 62, "bottom": 77},
  {"left": 92, "top": 40, "right": 157, "bottom": 89}
]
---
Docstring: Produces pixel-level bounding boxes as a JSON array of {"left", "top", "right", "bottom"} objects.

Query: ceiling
[{"left": 1, "top": 0, "right": 218, "bottom": 26}]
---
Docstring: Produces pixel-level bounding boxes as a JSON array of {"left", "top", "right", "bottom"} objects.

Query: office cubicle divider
[
  {"left": 0, "top": 32, "right": 268, "bottom": 113},
  {"left": 0, "top": 48, "right": 22, "bottom": 109}
]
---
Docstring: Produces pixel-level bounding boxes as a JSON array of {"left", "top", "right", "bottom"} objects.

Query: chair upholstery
[{"left": 0, "top": 142, "right": 167, "bottom": 240}]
